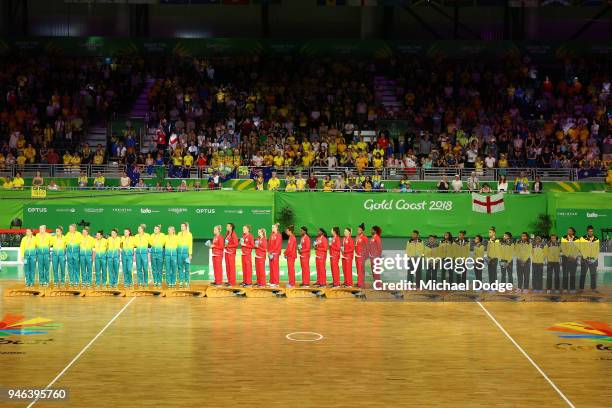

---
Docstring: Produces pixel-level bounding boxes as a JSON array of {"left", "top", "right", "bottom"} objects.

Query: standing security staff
[
  {"left": 545, "top": 234, "right": 561, "bottom": 294},
  {"left": 454, "top": 231, "right": 470, "bottom": 284},
  {"left": 578, "top": 225, "right": 599, "bottom": 292},
  {"left": 406, "top": 230, "right": 425, "bottom": 285},
  {"left": 486, "top": 227, "right": 500, "bottom": 284},
  {"left": 561, "top": 227, "right": 580, "bottom": 293}
]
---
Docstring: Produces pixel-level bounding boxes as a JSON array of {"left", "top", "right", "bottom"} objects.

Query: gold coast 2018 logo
[
  {"left": 548, "top": 321, "right": 612, "bottom": 358},
  {"left": 0, "top": 314, "right": 61, "bottom": 349}
]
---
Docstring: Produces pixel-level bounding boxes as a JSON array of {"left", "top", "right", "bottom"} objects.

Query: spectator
[
  {"left": 268, "top": 171, "right": 281, "bottom": 191},
  {"left": 12, "top": 172, "right": 25, "bottom": 189},
  {"left": 532, "top": 176, "right": 543, "bottom": 193},
  {"left": 32, "top": 171, "right": 44, "bottom": 187},
  {"left": 47, "top": 180, "right": 59, "bottom": 191},
  {"left": 77, "top": 172, "right": 88, "bottom": 189},
  {"left": 94, "top": 172, "right": 105, "bottom": 189},
  {"left": 515, "top": 171, "right": 530, "bottom": 193},
  {"left": 306, "top": 174, "right": 318, "bottom": 190},
  {"left": 451, "top": 175, "right": 463, "bottom": 192},
  {"left": 437, "top": 176, "right": 449, "bottom": 192},
  {"left": 467, "top": 172, "right": 480, "bottom": 192},
  {"left": 119, "top": 172, "right": 130, "bottom": 188},
  {"left": 296, "top": 173, "right": 306, "bottom": 191},
  {"left": 498, "top": 175, "right": 509, "bottom": 193},
  {"left": 480, "top": 183, "right": 492, "bottom": 193}
]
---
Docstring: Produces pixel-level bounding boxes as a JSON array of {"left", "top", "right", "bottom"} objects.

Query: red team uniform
[
  {"left": 284, "top": 234, "right": 297, "bottom": 287},
  {"left": 254, "top": 236, "right": 268, "bottom": 286},
  {"left": 370, "top": 234, "right": 382, "bottom": 282},
  {"left": 268, "top": 231, "right": 282, "bottom": 285},
  {"left": 241, "top": 232, "right": 254, "bottom": 285},
  {"left": 299, "top": 234, "right": 311, "bottom": 286},
  {"left": 211, "top": 234, "right": 225, "bottom": 285},
  {"left": 341, "top": 236, "right": 355, "bottom": 286},
  {"left": 224, "top": 231, "right": 238, "bottom": 286},
  {"left": 329, "top": 235, "right": 342, "bottom": 286},
  {"left": 315, "top": 235, "right": 328, "bottom": 286},
  {"left": 355, "top": 232, "right": 368, "bottom": 288}
]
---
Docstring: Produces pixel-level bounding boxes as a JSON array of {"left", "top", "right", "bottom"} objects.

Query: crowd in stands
[
  {"left": 0, "top": 56, "right": 144, "bottom": 170},
  {"left": 1, "top": 54, "right": 610, "bottom": 183}
]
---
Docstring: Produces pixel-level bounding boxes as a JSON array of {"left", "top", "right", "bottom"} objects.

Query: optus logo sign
[
  {"left": 196, "top": 208, "right": 216, "bottom": 214},
  {"left": 0, "top": 314, "right": 62, "bottom": 336},
  {"left": 27, "top": 207, "right": 47, "bottom": 213}
]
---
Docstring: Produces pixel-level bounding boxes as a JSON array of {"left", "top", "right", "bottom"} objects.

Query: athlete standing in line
[
  {"left": 284, "top": 226, "right": 297, "bottom": 288},
  {"left": 268, "top": 224, "right": 282, "bottom": 287},
  {"left": 134, "top": 224, "right": 150, "bottom": 288},
  {"left": 329, "top": 227, "right": 342, "bottom": 288},
  {"left": 164, "top": 226, "right": 179, "bottom": 288},
  {"left": 224, "top": 223, "right": 238, "bottom": 286},
  {"left": 51, "top": 227, "right": 67, "bottom": 287},
  {"left": 93, "top": 230, "right": 108, "bottom": 288},
  {"left": 20, "top": 228, "right": 37, "bottom": 287},
  {"left": 298, "top": 227, "right": 311, "bottom": 287},
  {"left": 254, "top": 228, "right": 268, "bottom": 287},
  {"left": 240, "top": 225, "right": 255, "bottom": 286},
  {"left": 35, "top": 225, "right": 52, "bottom": 287},
  {"left": 106, "top": 229, "right": 121, "bottom": 289},
  {"left": 354, "top": 223, "right": 368, "bottom": 288},
  {"left": 208, "top": 225, "right": 224, "bottom": 287},
  {"left": 314, "top": 228, "right": 328, "bottom": 287},
  {"left": 149, "top": 225, "right": 166, "bottom": 287},
  {"left": 341, "top": 227, "right": 354, "bottom": 287},
  {"left": 79, "top": 228, "right": 95, "bottom": 288},
  {"left": 177, "top": 223, "right": 193, "bottom": 288},
  {"left": 65, "top": 224, "right": 82, "bottom": 288},
  {"left": 369, "top": 226, "right": 383, "bottom": 284},
  {"left": 121, "top": 228, "right": 135, "bottom": 288}
]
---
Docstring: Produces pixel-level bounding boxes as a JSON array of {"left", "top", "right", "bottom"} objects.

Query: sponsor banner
[
  {"left": 24, "top": 204, "right": 273, "bottom": 239},
  {"left": 0, "top": 248, "right": 20, "bottom": 263},
  {"left": 556, "top": 208, "right": 612, "bottom": 237},
  {"left": 275, "top": 192, "right": 547, "bottom": 237}
]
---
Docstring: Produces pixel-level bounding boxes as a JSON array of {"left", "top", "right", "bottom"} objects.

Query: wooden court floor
[{"left": 0, "top": 282, "right": 610, "bottom": 408}]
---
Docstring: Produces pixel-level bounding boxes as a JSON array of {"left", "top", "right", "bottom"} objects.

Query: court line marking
[
  {"left": 286, "top": 332, "right": 324, "bottom": 342},
  {"left": 476, "top": 301, "right": 575, "bottom": 408},
  {"left": 27, "top": 297, "right": 137, "bottom": 408}
]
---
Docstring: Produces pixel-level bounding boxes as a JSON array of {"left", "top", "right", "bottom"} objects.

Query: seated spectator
[
  {"left": 178, "top": 180, "right": 187, "bottom": 192},
  {"left": 306, "top": 174, "right": 318, "bottom": 190},
  {"left": 193, "top": 181, "right": 202, "bottom": 190},
  {"left": 437, "top": 176, "right": 449, "bottom": 192},
  {"left": 480, "top": 183, "right": 492, "bottom": 193},
  {"left": 514, "top": 171, "right": 530, "bottom": 193},
  {"left": 399, "top": 175, "right": 410, "bottom": 192},
  {"left": 47, "top": 180, "right": 59, "bottom": 191},
  {"left": 12, "top": 172, "right": 25, "bottom": 189},
  {"left": 32, "top": 171, "right": 44, "bottom": 187},
  {"left": 451, "top": 175, "right": 463, "bottom": 192},
  {"left": 322, "top": 175, "right": 334, "bottom": 192},
  {"left": 77, "top": 172, "right": 88, "bottom": 189},
  {"left": 166, "top": 182, "right": 174, "bottom": 192},
  {"left": 285, "top": 178, "right": 297, "bottom": 192},
  {"left": 362, "top": 176, "right": 373, "bottom": 192},
  {"left": 94, "top": 172, "right": 105, "bottom": 189},
  {"left": 3, "top": 177, "right": 13, "bottom": 189},
  {"left": 296, "top": 173, "right": 306, "bottom": 191},
  {"left": 268, "top": 171, "right": 280, "bottom": 191},
  {"left": 136, "top": 179, "right": 148, "bottom": 190},
  {"left": 119, "top": 172, "right": 130, "bottom": 188}
]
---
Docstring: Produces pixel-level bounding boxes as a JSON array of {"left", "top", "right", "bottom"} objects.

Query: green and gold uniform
[
  {"left": 94, "top": 237, "right": 108, "bottom": 287},
  {"left": 121, "top": 236, "right": 135, "bottom": 287},
  {"left": 561, "top": 235, "right": 580, "bottom": 291},
  {"left": 177, "top": 231, "right": 193, "bottom": 287},
  {"left": 499, "top": 238, "right": 514, "bottom": 284},
  {"left": 20, "top": 235, "right": 37, "bottom": 286},
  {"left": 51, "top": 234, "right": 67, "bottom": 286},
  {"left": 35, "top": 232, "right": 53, "bottom": 286},
  {"left": 514, "top": 238, "right": 531, "bottom": 290},
  {"left": 578, "top": 234, "right": 599, "bottom": 290},
  {"left": 134, "top": 233, "right": 150, "bottom": 287},
  {"left": 65, "top": 230, "right": 82, "bottom": 287},
  {"left": 164, "top": 234, "right": 179, "bottom": 287},
  {"left": 531, "top": 240, "right": 546, "bottom": 291},
  {"left": 486, "top": 236, "right": 501, "bottom": 283},
  {"left": 79, "top": 235, "right": 95, "bottom": 287},
  {"left": 149, "top": 232, "right": 166, "bottom": 287},
  {"left": 545, "top": 240, "right": 561, "bottom": 291},
  {"left": 106, "top": 236, "right": 121, "bottom": 288},
  {"left": 406, "top": 238, "right": 425, "bottom": 284}
]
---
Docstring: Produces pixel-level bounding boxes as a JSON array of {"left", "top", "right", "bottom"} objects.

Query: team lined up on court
[
  {"left": 18, "top": 222, "right": 384, "bottom": 289},
  {"left": 405, "top": 226, "right": 600, "bottom": 293}
]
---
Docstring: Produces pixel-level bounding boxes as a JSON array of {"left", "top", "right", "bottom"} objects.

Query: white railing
[{"left": 0, "top": 164, "right": 602, "bottom": 182}]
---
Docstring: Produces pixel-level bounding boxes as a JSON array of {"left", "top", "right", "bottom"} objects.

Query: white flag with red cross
[{"left": 472, "top": 193, "right": 505, "bottom": 214}]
